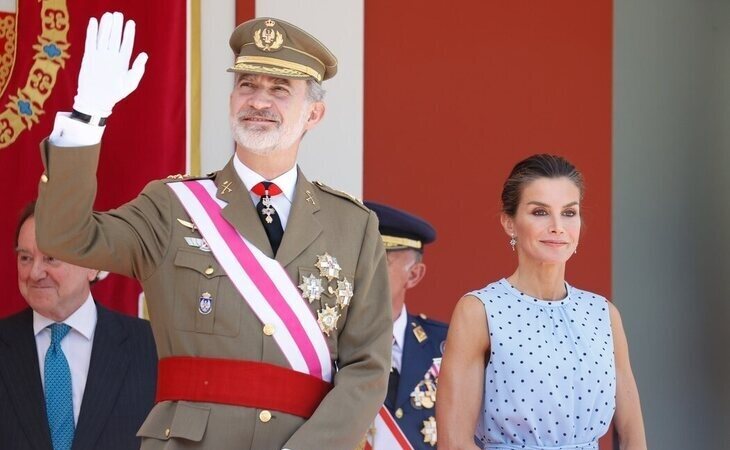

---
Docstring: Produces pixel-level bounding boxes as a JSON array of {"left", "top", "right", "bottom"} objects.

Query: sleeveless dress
[{"left": 471, "top": 279, "right": 615, "bottom": 450}]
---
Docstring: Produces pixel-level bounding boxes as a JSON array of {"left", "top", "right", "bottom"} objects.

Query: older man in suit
[
  {"left": 34, "top": 12, "right": 391, "bottom": 450},
  {"left": 0, "top": 202, "right": 157, "bottom": 450}
]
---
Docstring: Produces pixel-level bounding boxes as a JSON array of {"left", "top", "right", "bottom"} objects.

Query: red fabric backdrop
[{"left": 0, "top": 0, "right": 186, "bottom": 318}]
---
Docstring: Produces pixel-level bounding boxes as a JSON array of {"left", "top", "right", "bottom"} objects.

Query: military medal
[
  {"left": 261, "top": 194, "right": 276, "bottom": 224},
  {"left": 317, "top": 304, "right": 340, "bottom": 336},
  {"left": 410, "top": 378, "right": 437, "bottom": 409},
  {"left": 331, "top": 277, "right": 354, "bottom": 308},
  {"left": 299, "top": 273, "right": 325, "bottom": 303},
  {"left": 421, "top": 416, "right": 437, "bottom": 446},
  {"left": 198, "top": 292, "right": 213, "bottom": 315},
  {"left": 315, "top": 253, "right": 341, "bottom": 281}
]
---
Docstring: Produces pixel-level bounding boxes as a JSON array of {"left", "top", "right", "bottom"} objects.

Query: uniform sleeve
[
  {"left": 284, "top": 210, "right": 392, "bottom": 450},
  {"left": 35, "top": 139, "right": 173, "bottom": 281}
]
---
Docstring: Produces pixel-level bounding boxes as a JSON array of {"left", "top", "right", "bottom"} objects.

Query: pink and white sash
[
  {"left": 365, "top": 406, "right": 414, "bottom": 450},
  {"left": 168, "top": 180, "right": 332, "bottom": 382}
]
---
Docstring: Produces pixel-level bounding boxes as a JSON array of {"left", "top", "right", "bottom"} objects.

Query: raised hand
[{"left": 73, "top": 12, "right": 148, "bottom": 121}]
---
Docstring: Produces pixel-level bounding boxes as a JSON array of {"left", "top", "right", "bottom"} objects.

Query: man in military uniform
[
  {"left": 35, "top": 12, "right": 391, "bottom": 450},
  {"left": 364, "top": 201, "right": 448, "bottom": 449}
]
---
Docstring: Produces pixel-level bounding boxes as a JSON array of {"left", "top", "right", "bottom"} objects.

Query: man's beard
[{"left": 230, "top": 106, "right": 309, "bottom": 155}]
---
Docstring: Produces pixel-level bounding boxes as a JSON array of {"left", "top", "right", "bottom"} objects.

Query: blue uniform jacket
[{"left": 388, "top": 313, "right": 448, "bottom": 449}]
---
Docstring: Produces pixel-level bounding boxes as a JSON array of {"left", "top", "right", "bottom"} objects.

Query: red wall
[
  {"left": 364, "top": 1, "right": 613, "bottom": 321},
  {"left": 364, "top": 3, "right": 613, "bottom": 446}
]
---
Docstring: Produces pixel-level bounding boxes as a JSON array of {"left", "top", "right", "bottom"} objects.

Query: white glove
[{"left": 73, "top": 11, "right": 148, "bottom": 119}]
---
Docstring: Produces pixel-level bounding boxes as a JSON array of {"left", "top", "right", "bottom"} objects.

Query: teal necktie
[{"left": 44, "top": 323, "right": 74, "bottom": 450}]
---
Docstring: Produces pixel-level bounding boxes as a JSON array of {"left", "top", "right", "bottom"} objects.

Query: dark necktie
[
  {"left": 45, "top": 323, "right": 74, "bottom": 450},
  {"left": 252, "top": 181, "right": 284, "bottom": 255},
  {"left": 385, "top": 367, "right": 399, "bottom": 410}
]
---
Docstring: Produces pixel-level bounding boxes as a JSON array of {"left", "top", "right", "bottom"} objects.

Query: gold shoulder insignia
[
  {"left": 419, "top": 313, "right": 428, "bottom": 320},
  {"left": 412, "top": 323, "right": 428, "bottom": 343},
  {"left": 163, "top": 173, "right": 214, "bottom": 183},
  {"left": 312, "top": 181, "right": 369, "bottom": 211}
]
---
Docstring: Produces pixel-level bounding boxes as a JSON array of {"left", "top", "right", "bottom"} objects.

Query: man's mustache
[{"left": 237, "top": 109, "right": 281, "bottom": 123}]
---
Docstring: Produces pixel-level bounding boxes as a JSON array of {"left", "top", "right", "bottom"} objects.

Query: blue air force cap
[{"left": 364, "top": 201, "right": 436, "bottom": 252}]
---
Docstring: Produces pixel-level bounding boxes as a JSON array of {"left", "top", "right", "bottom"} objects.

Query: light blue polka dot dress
[{"left": 472, "top": 279, "right": 615, "bottom": 450}]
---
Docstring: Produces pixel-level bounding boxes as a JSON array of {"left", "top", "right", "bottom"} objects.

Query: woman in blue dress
[{"left": 437, "top": 155, "right": 646, "bottom": 450}]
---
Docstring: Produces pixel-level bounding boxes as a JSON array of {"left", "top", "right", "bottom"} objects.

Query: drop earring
[{"left": 509, "top": 234, "right": 517, "bottom": 251}]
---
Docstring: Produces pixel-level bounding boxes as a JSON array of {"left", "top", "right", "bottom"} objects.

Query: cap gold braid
[
  {"left": 233, "top": 55, "right": 322, "bottom": 82},
  {"left": 381, "top": 235, "right": 423, "bottom": 250}
]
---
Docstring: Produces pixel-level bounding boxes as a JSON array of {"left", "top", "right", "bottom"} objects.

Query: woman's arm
[
  {"left": 609, "top": 302, "right": 648, "bottom": 450},
  {"left": 436, "top": 295, "right": 490, "bottom": 450}
]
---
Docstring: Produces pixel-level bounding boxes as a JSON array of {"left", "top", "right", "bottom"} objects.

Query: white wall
[
  {"left": 199, "top": 0, "right": 236, "bottom": 175},
  {"left": 199, "top": 0, "right": 364, "bottom": 198}
]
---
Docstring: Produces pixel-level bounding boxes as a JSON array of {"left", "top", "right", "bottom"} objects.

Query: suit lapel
[
  {"left": 72, "top": 305, "right": 131, "bottom": 450},
  {"left": 0, "top": 309, "right": 52, "bottom": 450},
  {"left": 276, "top": 170, "right": 322, "bottom": 268},
  {"left": 216, "top": 159, "right": 274, "bottom": 257},
  {"left": 395, "top": 315, "right": 435, "bottom": 408}
]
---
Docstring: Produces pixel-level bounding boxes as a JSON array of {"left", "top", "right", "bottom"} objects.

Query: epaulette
[
  {"left": 312, "top": 181, "right": 369, "bottom": 212},
  {"left": 416, "top": 312, "right": 449, "bottom": 330},
  {"left": 162, "top": 172, "right": 215, "bottom": 183}
]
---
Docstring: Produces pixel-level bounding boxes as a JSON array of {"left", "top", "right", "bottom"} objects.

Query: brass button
[
  {"left": 164, "top": 428, "right": 171, "bottom": 438},
  {"left": 40, "top": 174, "right": 48, "bottom": 183},
  {"left": 259, "top": 410, "right": 272, "bottom": 423},
  {"left": 263, "top": 323, "right": 275, "bottom": 336},
  {"left": 395, "top": 408, "right": 403, "bottom": 419},
  {"left": 204, "top": 266, "right": 214, "bottom": 276}
]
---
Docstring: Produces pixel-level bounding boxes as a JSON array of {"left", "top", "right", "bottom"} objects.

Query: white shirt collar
[
  {"left": 233, "top": 156, "right": 298, "bottom": 203},
  {"left": 392, "top": 304, "right": 408, "bottom": 350},
  {"left": 33, "top": 293, "right": 97, "bottom": 341}
]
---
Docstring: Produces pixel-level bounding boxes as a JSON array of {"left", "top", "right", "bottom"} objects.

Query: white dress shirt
[
  {"left": 391, "top": 304, "right": 407, "bottom": 373},
  {"left": 34, "top": 294, "right": 97, "bottom": 425},
  {"left": 234, "top": 156, "right": 297, "bottom": 230}
]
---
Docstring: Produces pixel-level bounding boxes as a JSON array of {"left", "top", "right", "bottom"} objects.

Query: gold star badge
[
  {"left": 421, "top": 416, "right": 437, "bottom": 446},
  {"left": 317, "top": 305, "right": 340, "bottom": 336},
  {"left": 315, "top": 253, "right": 341, "bottom": 281},
  {"left": 298, "top": 274, "right": 325, "bottom": 303},
  {"left": 333, "top": 278, "right": 354, "bottom": 308}
]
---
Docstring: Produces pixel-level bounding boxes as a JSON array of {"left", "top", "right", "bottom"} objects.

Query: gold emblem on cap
[
  {"left": 317, "top": 304, "right": 340, "bottom": 336},
  {"left": 421, "top": 416, "right": 437, "bottom": 446},
  {"left": 254, "top": 20, "right": 284, "bottom": 52},
  {"left": 299, "top": 273, "right": 325, "bottom": 303}
]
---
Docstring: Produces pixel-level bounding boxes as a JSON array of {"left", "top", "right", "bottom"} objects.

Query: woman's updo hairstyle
[{"left": 501, "top": 154, "right": 584, "bottom": 217}]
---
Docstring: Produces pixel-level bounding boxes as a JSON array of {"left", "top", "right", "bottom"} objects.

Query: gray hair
[{"left": 306, "top": 79, "right": 326, "bottom": 103}]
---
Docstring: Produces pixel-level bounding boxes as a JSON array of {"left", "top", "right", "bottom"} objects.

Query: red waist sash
[{"left": 155, "top": 357, "right": 332, "bottom": 418}]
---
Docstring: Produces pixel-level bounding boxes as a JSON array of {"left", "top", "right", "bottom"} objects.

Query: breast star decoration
[
  {"left": 315, "top": 252, "right": 341, "bottom": 281},
  {"left": 421, "top": 416, "right": 437, "bottom": 446},
  {"left": 331, "top": 278, "right": 354, "bottom": 308},
  {"left": 317, "top": 305, "right": 341, "bottom": 336},
  {"left": 298, "top": 273, "right": 325, "bottom": 303},
  {"left": 299, "top": 253, "right": 354, "bottom": 336}
]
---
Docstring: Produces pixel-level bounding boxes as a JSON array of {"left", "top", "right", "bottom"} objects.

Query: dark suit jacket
[
  {"left": 0, "top": 303, "right": 158, "bottom": 450},
  {"left": 388, "top": 313, "right": 448, "bottom": 450}
]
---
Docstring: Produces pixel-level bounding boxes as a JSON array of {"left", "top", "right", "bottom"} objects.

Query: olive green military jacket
[{"left": 35, "top": 141, "right": 392, "bottom": 450}]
